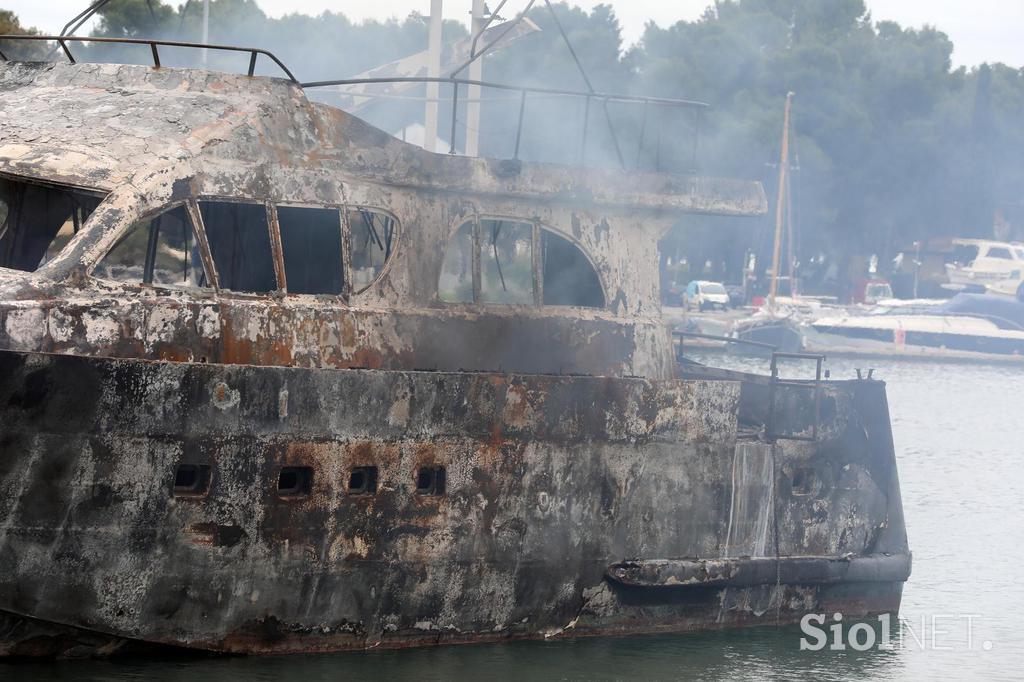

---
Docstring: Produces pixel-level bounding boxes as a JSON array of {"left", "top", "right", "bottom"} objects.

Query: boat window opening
[
  {"left": 95, "top": 206, "right": 209, "bottom": 288},
  {"left": 540, "top": 229, "right": 605, "bottom": 308},
  {"left": 791, "top": 468, "right": 813, "bottom": 496},
  {"left": 439, "top": 219, "right": 604, "bottom": 308},
  {"left": 173, "top": 464, "right": 211, "bottom": 496},
  {"left": 480, "top": 220, "right": 533, "bottom": 305},
  {"left": 200, "top": 201, "right": 277, "bottom": 293},
  {"left": 987, "top": 247, "right": 1013, "bottom": 260},
  {"left": 277, "top": 205, "right": 344, "bottom": 295},
  {"left": 349, "top": 209, "right": 396, "bottom": 292},
  {"left": 1016, "top": 249, "right": 1024, "bottom": 261},
  {"left": 439, "top": 221, "right": 475, "bottom": 303},
  {"left": 277, "top": 466, "right": 313, "bottom": 496},
  {"left": 950, "top": 244, "right": 979, "bottom": 266},
  {"left": 0, "top": 176, "right": 103, "bottom": 272},
  {"left": 347, "top": 466, "right": 378, "bottom": 495},
  {"left": 415, "top": 466, "right": 446, "bottom": 496}
]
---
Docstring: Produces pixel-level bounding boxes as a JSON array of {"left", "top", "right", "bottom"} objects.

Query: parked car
[{"left": 685, "top": 280, "right": 731, "bottom": 311}]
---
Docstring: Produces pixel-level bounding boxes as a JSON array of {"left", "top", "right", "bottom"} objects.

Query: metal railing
[
  {"left": 0, "top": 35, "right": 298, "bottom": 83},
  {"left": 0, "top": 33, "right": 707, "bottom": 171},
  {"left": 303, "top": 76, "right": 708, "bottom": 169}
]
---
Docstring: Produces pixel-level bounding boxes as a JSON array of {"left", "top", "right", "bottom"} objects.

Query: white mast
[
  {"left": 769, "top": 92, "right": 794, "bottom": 311},
  {"left": 423, "top": 0, "right": 444, "bottom": 153},
  {"left": 465, "top": 0, "right": 485, "bottom": 157}
]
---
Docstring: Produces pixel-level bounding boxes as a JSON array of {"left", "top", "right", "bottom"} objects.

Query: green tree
[{"left": 0, "top": 9, "right": 47, "bottom": 60}]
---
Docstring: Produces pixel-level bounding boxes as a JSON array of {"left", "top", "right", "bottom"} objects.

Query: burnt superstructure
[{"left": 0, "top": 43, "right": 909, "bottom": 657}]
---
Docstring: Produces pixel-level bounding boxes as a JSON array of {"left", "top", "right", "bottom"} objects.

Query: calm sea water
[{"left": 6, "top": 356, "right": 1023, "bottom": 681}]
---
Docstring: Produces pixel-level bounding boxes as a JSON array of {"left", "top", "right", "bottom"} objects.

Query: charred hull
[{"left": 0, "top": 350, "right": 909, "bottom": 656}]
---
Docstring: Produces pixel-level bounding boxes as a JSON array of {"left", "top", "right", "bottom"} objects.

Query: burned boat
[
  {"left": 808, "top": 292, "right": 1024, "bottom": 361},
  {"left": 0, "top": 38, "right": 910, "bottom": 657}
]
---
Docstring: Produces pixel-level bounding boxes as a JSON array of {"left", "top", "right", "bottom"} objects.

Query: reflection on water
[
  {"left": 10, "top": 625, "right": 905, "bottom": 682},
  {"left": 5, "top": 357, "right": 1023, "bottom": 681}
]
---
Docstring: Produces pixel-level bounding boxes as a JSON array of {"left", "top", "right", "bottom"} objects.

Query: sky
[{"left": 4, "top": 1, "right": 1023, "bottom": 68}]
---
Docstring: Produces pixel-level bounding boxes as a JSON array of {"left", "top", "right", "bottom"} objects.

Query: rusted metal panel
[{"left": 0, "top": 351, "right": 908, "bottom": 655}]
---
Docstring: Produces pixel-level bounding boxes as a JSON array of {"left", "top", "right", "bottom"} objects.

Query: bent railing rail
[{"left": 0, "top": 35, "right": 298, "bottom": 83}]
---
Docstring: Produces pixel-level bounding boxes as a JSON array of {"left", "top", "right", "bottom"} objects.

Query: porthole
[
  {"left": 278, "top": 466, "right": 313, "bottom": 497},
  {"left": 172, "top": 463, "right": 211, "bottom": 497},
  {"left": 348, "top": 466, "right": 378, "bottom": 495},
  {"left": 415, "top": 466, "right": 446, "bottom": 496}
]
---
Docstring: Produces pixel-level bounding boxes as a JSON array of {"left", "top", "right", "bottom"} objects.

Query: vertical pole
[
  {"left": 424, "top": 0, "right": 444, "bottom": 154},
  {"left": 579, "top": 96, "right": 591, "bottom": 165},
  {"left": 769, "top": 92, "right": 794, "bottom": 311},
  {"left": 691, "top": 108, "right": 702, "bottom": 173},
  {"left": 201, "top": 0, "right": 210, "bottom": 66},
  {"left": 513, "top": 90, "right": 527, "bottom": 159},
  {"left": 635, "top": 99, "right": 648, "bottom": 170},
  {"left": 449, "top": 82, "right": 459, "bottom": 155},
  {"left": 913, "top": 242, "right": 921, "bottom": 298},
  {"left": 786, "top": 156, "right": 795, "bottom": 295},
  {"left": 465, "top": 0, "right": 485, "bottom": 157}
]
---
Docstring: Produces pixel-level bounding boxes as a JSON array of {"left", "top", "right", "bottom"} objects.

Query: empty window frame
[
  {"left": 95, "top": 205, "right": 209, "bottom": 288},
  {"left": 277, "top": 205, "right": 344, "bottom": 295},
  {"left": 0, "top": 175, "right": 104, "bottom": 272},
  {"left": 199, "top": 200, "right": 277, "bottom": 293},
  {"left": 540, "top": 229, "right": 605, "bottom": 308},
  {"left": 348, "top": 208, "right": 396, "bottom": 292},
  {"left": 480, "top": 220, "right": 534, "bottom": 305},
  {"left": 439, "top": 221, "right": 475, "bottom": 303},
  {"left": 438, "top": 218, "right": 604, "bottom": 308},
  {"left": 986, "top": 247, "right": 1013, "bottom": 260},
  {"left": 277, "top": 466, "right": 313, "bottom": 497},
  {"left": 172, "top": 463, "right": 211, "bottom": 496}
]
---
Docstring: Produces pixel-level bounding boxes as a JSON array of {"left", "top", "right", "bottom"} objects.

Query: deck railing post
[
  {"left": 449, "top": 80, "right": 460, "bottom": 155},
  {"left": 513, "top": 89, "right": 527, "bottom": 160},
  {"left": 57, "top": 38, "right": 75, "bottom": 63},
  {"left": 635, "top": 99, "right": 649, "bottom": 170},
  {"left": 150, "top": 43, "right": 161, "bottom": 68},
  {"left": 579, "top": 95, "right": 591, "bottom": 165}
]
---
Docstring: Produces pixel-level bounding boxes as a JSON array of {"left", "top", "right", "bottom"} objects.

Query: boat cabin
[{"left": 0, "top": 58, "right": 766, "bottom": 379}]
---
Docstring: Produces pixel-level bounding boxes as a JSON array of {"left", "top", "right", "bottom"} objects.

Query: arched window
[
  {"left": 439, "top": 218, "right": 604, "bottom": 308},
  {"left": 540, "top": 229, "right": 604, "bottom": 308},
  {"left": 347, "top": 208, "right": 397, "bottom": 292}
]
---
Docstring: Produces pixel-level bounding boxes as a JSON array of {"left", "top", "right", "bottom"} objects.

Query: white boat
[
  {"left": 945, "top": 238, "right": 1024, "bottom": 297},
  {"left": 807, "top": 293, "right": 1024, "bottom": 361}
]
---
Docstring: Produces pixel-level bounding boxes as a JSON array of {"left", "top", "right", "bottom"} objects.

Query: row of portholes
[
  {"left": 172, "top": 463, "right": 446, "bottom": 498},
  {"left": 94, "top": 200, "right": 396, "bottom": 297}
]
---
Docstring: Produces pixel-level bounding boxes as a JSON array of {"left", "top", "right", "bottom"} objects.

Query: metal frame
[{"left": 766, "top": 351, "right": 826, "bottom": 443}]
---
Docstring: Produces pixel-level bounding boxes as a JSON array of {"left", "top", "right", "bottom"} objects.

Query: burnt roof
[{"left": 0, "top": 60, "right": 766, "bottom": 216}]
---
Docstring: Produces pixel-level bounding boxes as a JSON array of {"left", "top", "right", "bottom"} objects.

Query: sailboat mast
[{"left": 769, "top": 92, "right": 794, "bottom": 309}]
